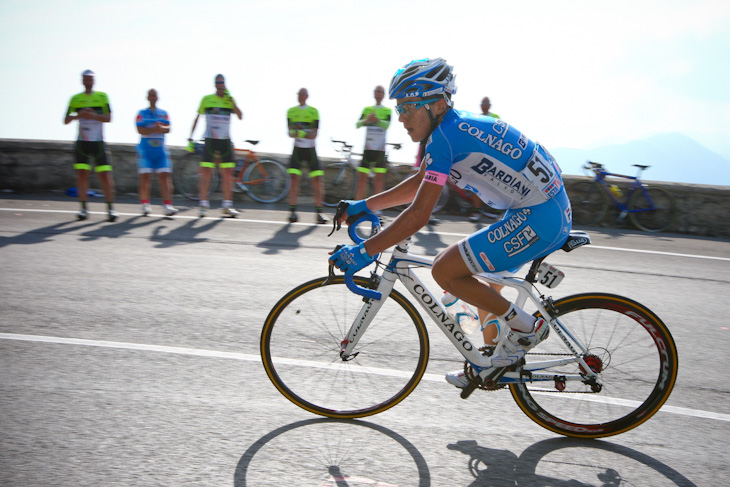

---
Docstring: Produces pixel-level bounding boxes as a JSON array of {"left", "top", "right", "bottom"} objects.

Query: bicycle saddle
[{"left": 561, "top": 230, "right": 591, "bottom": 252}]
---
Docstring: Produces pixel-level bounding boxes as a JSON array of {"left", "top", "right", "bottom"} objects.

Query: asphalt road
[{"left": 1, "top": 195, "right": 729, "bottom": 486}]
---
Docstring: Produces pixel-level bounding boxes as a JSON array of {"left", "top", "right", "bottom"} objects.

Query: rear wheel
[
  {"left": 629, "top": 186, "right": 676, "bottom": 232},
  {"left": 173, "top": 153, "right": 220, "bottom": 201},
  {"left": 570, "top": 181, "right": 609, "bottom": 226},
  {"left": 510, "top": 293, "right": 678, "bottom": 438},
  {"left": 243, "top": 158, "right": 290, "bottom": 203}
]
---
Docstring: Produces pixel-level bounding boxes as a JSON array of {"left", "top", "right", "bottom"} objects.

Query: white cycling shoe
[
  {"left": 490, "top": 318, "right": 549, "bottom": 368},
  {"left": 445, "top": 370, "right": 471, "bottom": 388}
]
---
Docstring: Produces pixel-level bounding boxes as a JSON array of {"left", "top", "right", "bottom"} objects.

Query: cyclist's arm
[
  {"left": 189, "top": 113, "right": 200, "bottom": 140},
  {"left": 230, "top": 99, "right": 243, "bottom": 120},
  {"left": 362, "top": 172, "right": 441, "bottom": 257},
  {"left": 64, "top": 107, "right": 77, "bottom": 125},
  {"left": 364, "top": 163, "right": 425, "bottom": 210}
]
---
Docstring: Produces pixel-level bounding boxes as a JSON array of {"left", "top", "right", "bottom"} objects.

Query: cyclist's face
[
  {"left": 298, "top": 89, "right": 308, "bottom": 105},
  {"left": 215, "top": 78, "right": 226, "bottom": 95},
  {"left": 82, "top": 75, "right": 94, "bottom": 91},
  {"left": 147, "top": 89, "right": 158, "bottom": 106},
  {"left": 396, "top": 97, "right": 443, "bottom": 143},
  {"left": 374, "top": 86, "right": 384, "bottom": 104}
]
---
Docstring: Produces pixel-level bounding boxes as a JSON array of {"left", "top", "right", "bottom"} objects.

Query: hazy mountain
[{"left": 551, "top": 132, "right": 730, "bottom": 186}]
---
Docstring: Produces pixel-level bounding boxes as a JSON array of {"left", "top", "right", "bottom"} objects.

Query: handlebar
[{"left": 327, "top": 201, "right": 382, "bottom": 300}]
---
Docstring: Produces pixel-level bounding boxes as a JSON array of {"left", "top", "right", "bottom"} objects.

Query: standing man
[
  {"left": 355, "top": 85, "right": 392, "bottom": 202},
  {"left": 189, "top": 74, "right": 242, "bottom": 218},
  {"left": 64, "top": 69, "right": 116, "bottom": 221},
  {"left": 480, "top": 96, "right": 500, "bottom": 119},
  {"left": 136, "top": 89, "right": 178, "bottom": 217},
  {"left": 286, "top": 88, "right": 327, "bottom": 224}
]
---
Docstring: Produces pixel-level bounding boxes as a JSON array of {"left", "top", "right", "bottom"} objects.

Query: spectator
[
  {"left": 136, "top": 89, "right": 178, "bottom": 217},
  {"left": 286, "top": 88, "right": 327, "bottom": 224},
  {"left": 189, "top": 74, "right": 242, "bottom": 217},
  {"left": 480, "top": 96, "right": 500, "bottom": 119},
  {"left": 355, "top": 85, "right": 392, "bottom": 204},
  {"left": 63, "top": 69, "right": 116, "bottom": 221}
]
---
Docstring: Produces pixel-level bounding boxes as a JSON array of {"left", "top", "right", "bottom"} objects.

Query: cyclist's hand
[
  {"left": 343, "top": 199, "right": 371, "bottom": 223},
  {"left": 329, "top": 242, "right": 374, "bottom": 274}
]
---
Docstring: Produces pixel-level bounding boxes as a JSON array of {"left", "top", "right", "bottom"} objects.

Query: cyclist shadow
[
  {"left": 234, "top": 418, "right": 431, "bottom": 486},
  {"left": 448, "top": 437, "right": 697, "bottom": 487},
  {"left": 77, "top": 215, "right": 160, "bottom": 242},
  {"left": 0, "top": 219, "right": 102, "bottom": 248},
  {"left": 256, "top": 224, "right": 318, "bottom": 255},
  {"left": 149, "top": 218, "right": 223, "bottom": 248}
]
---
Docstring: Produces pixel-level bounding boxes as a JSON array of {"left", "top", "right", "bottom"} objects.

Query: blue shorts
[
  {"left": 458, "top": 188, "right": 573, "bottom": 274},
  {"left": 137, "top": 146, "right": 171, "bottom": 174}
]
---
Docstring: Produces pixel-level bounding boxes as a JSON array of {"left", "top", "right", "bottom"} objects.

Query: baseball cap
[{"left": 82, "top": 69, "right": 95, "bottom": 77}]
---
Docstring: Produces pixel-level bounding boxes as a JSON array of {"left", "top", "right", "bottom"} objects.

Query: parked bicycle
[
  {"left": 570, "top": 162, "right": 677, "bottom": 232},
  {"left": 323, "top": 140, "right": 404, "bottom": 207},
  {"left": 173, "top": 140, "right": 289, "bottom": 203},
  {"left": 261, "top": 205, "right": 678, "bottom": 438}
]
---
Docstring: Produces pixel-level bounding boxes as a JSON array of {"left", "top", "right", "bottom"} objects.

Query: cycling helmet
[{"left": 388, "top": 58, "right": 457, "bottom": 102}]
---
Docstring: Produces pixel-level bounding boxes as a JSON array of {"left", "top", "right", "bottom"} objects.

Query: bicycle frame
[
  {"left": 338, "top": 237, "right": 600, "bottom": 386},
  {"left": 589, "top": 164, "right": 658, "bottom": 215}
]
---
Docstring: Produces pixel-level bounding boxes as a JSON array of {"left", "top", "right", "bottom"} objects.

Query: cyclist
[
  {"left": 286, "top": 88, "right": 328, "bottom": 224},
  {"left": 136, "top": 89, "right": 178, "bottom": 217},
  {"left": 330, "top": 58, "right": 572, "bottom": 388},
  {"left": 188, "top": 74, "right": 243, "bottom": 218},
  {"left": 355, "top": 85, "right": 392, "bottom": 204},
  {"left": 63, "top": 69, "right": 116, "bottom": 222}
]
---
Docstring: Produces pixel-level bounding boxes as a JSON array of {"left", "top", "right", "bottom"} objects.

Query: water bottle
[
  {"left": 610, "top": 184, "right": 622, "bottom": 198},
  {"left": 441, "top": 292, "right": 480, "bottom": 334}
]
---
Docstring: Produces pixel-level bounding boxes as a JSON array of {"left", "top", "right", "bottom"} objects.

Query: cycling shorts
[
  {"left": 73, "top": 141, "right": 111, "bottom": 172},
  {"left": 358, "top": 150, "right": 387, "bottom": 173},
  {"left": 201, "top": 138, "right": 235, "bottom": 168},
  {"left": 137, "top": 146, "right": 171, "bottom": 174},
  {"left": 288, "top": 147, "right": 323, "bottom": 177},
  {"left": 458, "top": 188, "right": 572, "bottom": 274}
]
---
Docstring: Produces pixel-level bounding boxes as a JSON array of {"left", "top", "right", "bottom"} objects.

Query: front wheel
[
  {"left": 510, "top": 293, "right": 678, "bottom": 438},
  {"left": 628, "top": 186, "right": 676, "bottom": 232},
  {"left": 242, "top": 158, "right": 290, "bottom": 203},
  {"left": 323, "top": 162, "right": 357, "bottom": 207},
  {"left": 173, "top": 152, "right": 220, "bottom": 201},
  {"left": 261, "top": 276, "right": 430, "bottom": 419},
  {"left": 570, "top": 180, "right": 609, "bottom": 226}
]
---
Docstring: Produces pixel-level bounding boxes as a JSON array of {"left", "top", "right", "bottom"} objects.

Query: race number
[{"left": 536, "top": 262, "right": 564, "bottom": 288}]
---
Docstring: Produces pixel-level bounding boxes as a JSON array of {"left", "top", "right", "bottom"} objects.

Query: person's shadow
[
  {"left": 78, "top": 215, "right": 160, "bottom": 242},
  {"left": 411, "top": 222, "right": 449, "bottom": 256},
  {"left": 256, "top": 223, "right": 318, "bottom": 255},
  {"left": 0, "top": 220, "right": 101, "bottom": 248},
  {"left": 149, "top": 217, "right": 223, "bottom": 248},
  {"left": 448, "top": 437, "right": 697, "bottom": 487}
]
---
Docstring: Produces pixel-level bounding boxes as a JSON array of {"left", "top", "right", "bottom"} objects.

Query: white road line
[
  {"left": 2, "top": 207, "right": 728, "bottom": 262},
  {"left": 2, "top": 332, "right": 729, "bottom": 423}
]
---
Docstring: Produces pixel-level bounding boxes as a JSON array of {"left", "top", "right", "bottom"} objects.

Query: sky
[{"left": 1, "top": 0, "right": 729, "bottom": 171}]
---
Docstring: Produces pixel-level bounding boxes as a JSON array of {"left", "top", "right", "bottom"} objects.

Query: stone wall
[{"left": 1, "top": 138, "right": 728, "bottom": 237}]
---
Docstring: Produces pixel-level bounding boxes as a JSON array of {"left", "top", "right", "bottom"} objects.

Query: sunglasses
[
  {"left": 215, "top": 81, "right": 225, "bottom": 84},
  {"left": 395, "top": 99, "right": 437, "bottom": 115}
]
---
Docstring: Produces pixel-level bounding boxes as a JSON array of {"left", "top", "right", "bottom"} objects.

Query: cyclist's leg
[
  {"left": 218, "top": 140, "right": 236, "bottom": 205},
  {"left": 199, "top": 139, "right": 216, "bottom": 204},
  {"left": 155, "top": 148, "right": 174, "bottom": 204},
  {"left": 307, "top": 149, "right": 325, "bottom": 210},
  {"left": 371, "top": 150, "right": 387, "bottom": 196},
  {"left": 355, "top": 163, "right": 371, "bottom": 200},
  {"left": 287, "top": 149, "right": 303, "bottom": 220},
  {"left": 93, "top": 142, "right": 115, "bottom": 206},
  {"left": 73, "top": 141, "right": 91, "bottom": 208},
  {"left": 137, "top": 147, "right": 154, "bottom": 204},
  {"left": 433, "top": 190, "right": 572, "bottom": 331}
]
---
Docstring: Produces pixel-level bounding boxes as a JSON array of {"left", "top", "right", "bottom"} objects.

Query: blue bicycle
[{"left": 570, "top": 162, "right": 677, "bottom": 232}]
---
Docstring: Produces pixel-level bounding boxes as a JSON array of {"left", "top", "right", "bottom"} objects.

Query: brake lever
[{"left": 327, "top": 201, "right": 350, "bottom": 237}]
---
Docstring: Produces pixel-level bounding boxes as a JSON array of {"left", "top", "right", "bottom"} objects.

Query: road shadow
[
  {"left": 256, "top": 223, "right": 318, "bottom": 255},
  {"left": 448, "top": 437, "right": 697, "bottom": 487},
  {"left": 235, "top": 418, "right": 430, "bottom": 486},
  {"left": 78, "top": 215, "right": 160, "bottom": 242},
  {"left": 0, "top": 219, "right": 102, "bottom": 248},
  {"left": 411, "top": 221, "right": 449, "bottom": 255},
  {"left": 149, "top": 217, "right": 224, "bottom": 248}
]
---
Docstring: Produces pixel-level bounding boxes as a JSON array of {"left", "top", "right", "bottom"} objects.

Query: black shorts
[
  {"left": 360, "top": 150, "right": 386, "bottom": 171},
  {"left": 289, "top": 147, "right": 322, "bottom": 176},
  {"left": 202, "top": 138, "right": 235, "bottom": 167},
  {"left": 74, "top": 141, "right": 111, "bottom": 171}
]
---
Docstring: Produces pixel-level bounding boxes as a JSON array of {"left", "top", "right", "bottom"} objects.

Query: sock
[
  {"left": 163, "top": 200, "right": 172, "bottom": 206},
  {"left": 200, "top": 200, "right": 209, "bottom": 208},
  {"left": 499, "top": 304, "right": 536, "bottom": 333},
  {"left": 141, "top": 199, "right": 150, "bottom": 205},
  {"left": 316, "top": 206, "right": 323, "bottom": 214},
  {"left": 106, "top": 202, "right": 113, "bottom": 211},
  {"left": 80, "top": 201, "right": 87, "bottom": 210},
  {"left": 222, "top": 200, "right": 232, "bottom": 208},
  {"left": 289, "top": 205, "right": 297, "bottom": 212}
]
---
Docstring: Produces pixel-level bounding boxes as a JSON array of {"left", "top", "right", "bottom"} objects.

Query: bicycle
[
  {"left": 260, "top": 205, "right": 678, "bottom": 438},
  {"left": 173, "top": 140, "right": 289, "bottom": 203},
  {"left": 323, "top": 140, "right": 405, "bottom": 207},
  {"left": 570, "top": 161, "right": 677, "bottom": 232}
]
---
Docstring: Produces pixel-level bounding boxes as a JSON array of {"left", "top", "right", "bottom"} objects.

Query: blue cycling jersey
[
  {"left": 136, "top": 107, "right": 170, "bottom": 151},
  {"left": 422, "top": 109, "right": 564, "bottom": 210}
]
